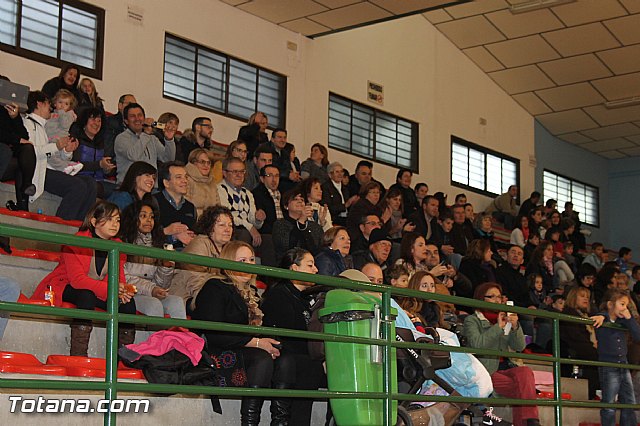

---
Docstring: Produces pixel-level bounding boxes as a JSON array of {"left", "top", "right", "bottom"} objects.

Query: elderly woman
[
  {"left": 170, "top": 205, "right": 233, "bottom": 311},
  {"left": 107, "top": 161, "right": 157, "bottom": 212},
  {"left": 261, "top": 248, "right": 325, "bottom": 425},
  {"left": 191, "top": 241, "right": 294, "bottom": 426},
  {"left": 185, "top": 148, "right": 220, "bottom": 217},
  {"left": 69, "top": 107, "right": 116, "bottom": 198},
  {"left": 464, "top": 282, "right": 541, "bottom": 426},
  {"left": 560, "top": 285, "right": 600, "bottom": 399},
  {"left": 314, "top": 226, "right": 353, "bottom": 276},
  {"left": 300, "top": 143, "right": 329, "bottom": 184}
]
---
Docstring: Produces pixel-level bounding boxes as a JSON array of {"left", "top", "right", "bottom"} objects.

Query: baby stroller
[{"left": 396, "top": 327, "right": 469, "bottom": 426}]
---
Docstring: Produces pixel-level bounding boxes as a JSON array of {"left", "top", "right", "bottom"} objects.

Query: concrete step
[
  {"left": 0, "top": 254, "right": 56, "bottom": 298},
  {"left": 0, "top": 375, "right": 329, "bottom": 425},
  {"left": 0, "top": 181, "right": 62, "bottom": 217},
  {"left": 0, "top": 212, "right": 78, "bottom": 252}
]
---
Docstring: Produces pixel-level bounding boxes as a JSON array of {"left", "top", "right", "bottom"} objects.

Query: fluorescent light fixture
[
  {"left": 510, "top": 0, "right": 576, "bottom": 14},
  {"left": 604, "top": 97, "right": 640, "bottom": 109}
]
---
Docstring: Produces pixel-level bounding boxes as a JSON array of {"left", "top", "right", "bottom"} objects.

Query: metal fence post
[
  {"left": 104, "top": 248, "right": 120, "bottom": 426},
  {"left": 552, "top": 317, "right": 562, "bottom": 426},
  {"left": 381, "top": 290, "right": 393, "bottom": 426}
]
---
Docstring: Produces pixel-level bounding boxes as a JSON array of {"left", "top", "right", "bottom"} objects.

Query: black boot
[
  {"left": 241, "top": 386, "right": 264, "bottom": 426},
  {"left": 70, "top": 323, "right": 93, "bottom": 356},
  {"left": 270, "top": 382, "right": 292, "bottom": 426},
  {"left": 526, "top": 419, "right": 541, "bottom": 426}
]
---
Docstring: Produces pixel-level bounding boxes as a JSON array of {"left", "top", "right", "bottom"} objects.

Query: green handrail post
[
  {"left": 552, "top": 317, "right": 562, "bottom": 426},
  {"left": 104, "top": 248, "right": 120, "bottom": 426},
  {"left": 381, "top": 289, "right": 393, "bottom": 426}
]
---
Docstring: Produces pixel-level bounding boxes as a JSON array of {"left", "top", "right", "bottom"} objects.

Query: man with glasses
[
  {"left": 217, "top": 157, "right": 265, "bottom": 248},
  {"left": 251, "top": 164, "right": 281, "bottom": 266},
  {"left": 350, "top": 214, "right": 383, "bottom": 254},
  {"left": 178, "top": 117, "right": 225, "bottom": 164}
]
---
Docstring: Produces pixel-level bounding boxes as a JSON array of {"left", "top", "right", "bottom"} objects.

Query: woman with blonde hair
[
  {"left": 77, "top": 77, "right": 105, "bottom": 116},
  {"left": 191, "top": 241, "right": 294, "bottom": 426},
  {"left": 185, "top": 148, "right": 220, "bottom": 216},
  {"left": 238, "top": 111, "right": 269, "bottom": 160}
]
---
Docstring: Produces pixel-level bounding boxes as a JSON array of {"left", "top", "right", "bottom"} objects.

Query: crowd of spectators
[{"left": 3, "top": 65, "right": 640, "bottom": 426}]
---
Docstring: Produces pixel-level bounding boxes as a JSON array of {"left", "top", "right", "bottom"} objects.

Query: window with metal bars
[
  {"left": 450, "top": 135, "right": 519, "bottom": 198},
  {"left": 543, "top": 169, "right": 599, "bottom": 227},
  {"left": 163, "top": 33, "right": 287, "bottom": 128},
  {"left": 328, "top": 93, "right": 418, "bottom": 171},
  {"left": 0, "top": 0, "right": 104, "bottom": 78}
]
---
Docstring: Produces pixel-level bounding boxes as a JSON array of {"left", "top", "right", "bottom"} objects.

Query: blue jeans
[
  {"left": 599, "top": 366, "right": 637, "bottom": 426},
  {"left": 0, "top": 276, "right": 21, "bottom": 340}
]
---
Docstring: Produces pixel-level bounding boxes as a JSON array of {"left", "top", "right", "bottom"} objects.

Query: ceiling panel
[
  {"left": 422, "top": 8, "right": 453, "bottom": 24},
  {"left": 237, "top": 0, "right": 328, "bottom": 23},
  {"left": 280, "top": 18, "right": 331, "bottom": 35},
  {"left": 463, "top": 46, "right": 505, "bottom": 72},
  {"left": 537, "top": 54, "right": 612, "bottom": 86},
  {"left": 536, "top": 109, "right": 598, "bottom": 135},
  {"left": 551, "top": 0, "right": 627, "bottom": 27},
  {"left": 596, "top": 45, "right": 640, "bottom": 75},
  {"left": 580, "top": 138, "right": 636, "bottom": 152},
  {"left": 489, "top": 65, "right": 556, "bottom": 94},
  {"left": 592, "top": 72, "right": 640, "bottom": 101},
  {"left": 535, "top": 83, "right": 604, "bottom": 111},
  {"left": 436, "top": 15, "right": 506, "bottom": 49},
  {"left": 313, "top": 0, "right": 362, "bottom": 8},
  {"left": 485, "top": 8, "right": 564, "bottom": 38},
  {"left": 580, "top": 122, "right": 640, "bottom": 140},
  {"left": 512, "top": 92, "right": 553, "bottom": 115},
  {"left": 444, "top": 0, "right": 508, "bottom": 19},
  {"left": 558, "top": 132, "right": 593, "bottom": 144},
  {"left": 225, "top": 0, "right": 640, "bottom": 157},
  {"left": 542, "top": 22, "right": 621, "bottom": 56},
  {"left": 370, "top": 0, "right": 452, "bottom": 15},
  {"left": 619, "top": 0, "right": 640, "bottom": 14},
  {"left": 598, "top": 150, "right": 628, "bottom": 159},
  {"left": 603, "top": 13, "right": 640, "bottom": 45},
  {"left": 309, "top": 2, "right": 391, "bottom": 28},
  {"left": 619, "top": 146, "right": 640, "bottom": 156},
  {"left": 584, "top": 104, "right": 640, "bottom": 127},
  {"left": 485, "top": 35, "right": 560, "bottom": 68}
]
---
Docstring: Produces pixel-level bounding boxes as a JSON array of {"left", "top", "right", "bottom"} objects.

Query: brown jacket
[
  {"left": 185, "top": 162, "right": 221, "bottom": 217},
  {"left": 170, "top": 234, "right": 221, "bottom": 303}
]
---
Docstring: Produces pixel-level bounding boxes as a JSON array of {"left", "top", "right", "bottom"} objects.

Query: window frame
[
  {"left": 327, "top": 92, "right": 419, "bottom": 172},
  {"left": 162, "top": 33, "right": 287, "bottom": 129},
  {"left": 542, "top": 169, "right": 600, "bottom": 227},
  {"left": 450, "top": 135, "right": 520, "bottom": 200},
  {"left": 0, "top": 0, "right": 105, "bottom": 79}
]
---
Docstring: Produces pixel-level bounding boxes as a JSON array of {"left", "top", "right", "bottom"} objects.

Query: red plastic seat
[
  {"left": 0, "top": 351, "right": 67, "bottom": 376},
  {"left": 46, "top": 355, "right": 144, "bottom": 379},
  {"left": 35, "top": 250, "right": 61, "bottom": 262},
  {"left": 17, "top": 293, "right": 51, "bottom": 306}
]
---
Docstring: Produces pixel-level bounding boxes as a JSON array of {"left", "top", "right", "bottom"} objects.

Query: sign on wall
[{"left": 367, "top": 81, "right": 383, "bottom": 106}]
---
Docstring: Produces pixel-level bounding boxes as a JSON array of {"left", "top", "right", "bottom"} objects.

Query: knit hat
[{"left": 368, "top": 228, "right": 391, "bottom": 246}]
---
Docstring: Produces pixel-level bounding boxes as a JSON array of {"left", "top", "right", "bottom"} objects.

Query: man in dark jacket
[
  {"left": 450, "top": 204, "right": 474, "bottom": 255},
  {"left": 321, "top": 161, "right": 357, "bottom": 227},
  {"left": 252, "top": 164, "right": 282, "bottom": 235},
  {"left": 352, "top": 228, "right": 393, "bottom": 273},
  {"left": 103, "top": 93, "right": 136, "bottom": 157}
]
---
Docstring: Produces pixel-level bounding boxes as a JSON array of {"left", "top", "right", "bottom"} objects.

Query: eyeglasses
[
  {"left": 195, "top": 160, "right": 212, "bottom": 166},
  {"left": 225, "top": 169, "right": 246, "bottom": 175},
  {"left": 233, "top": 148, "right": 248, "bottom": 154},
  {"left": 364, "top": 221, "right": 383, "bottom": 227},
  {"left": 484, "top": 294, "right": 502, "bottom": 300}
]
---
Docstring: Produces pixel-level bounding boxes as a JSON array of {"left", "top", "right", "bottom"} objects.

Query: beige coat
[
  {"left": 170, "top": 234, "right": 221, "bottom": 302},
  {"left": 185, "top": 162, "right": 221, "bottom": 217}
]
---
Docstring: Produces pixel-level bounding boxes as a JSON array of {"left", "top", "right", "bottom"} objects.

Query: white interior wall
[
  {"left": 305, "top": 15, "right": 535, "bottom": 210},
  {"left": 1, "top": 1, "right": 535, "bottom": 211}
]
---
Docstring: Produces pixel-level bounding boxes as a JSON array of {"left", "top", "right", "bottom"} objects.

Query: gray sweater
[{"left": 114, "top": 128, "right": 175, "bottom": 183}]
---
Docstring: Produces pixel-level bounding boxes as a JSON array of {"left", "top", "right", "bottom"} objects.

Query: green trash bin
[{"left": 319, "top": 289, "right": 397, "bottom": 426}]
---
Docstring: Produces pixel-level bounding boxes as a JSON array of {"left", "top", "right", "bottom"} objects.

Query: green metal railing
[{"left": 0, "top": 222, "right": 638, "bottom": 426}]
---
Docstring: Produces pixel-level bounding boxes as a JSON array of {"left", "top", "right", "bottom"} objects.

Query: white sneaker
[{"left": 64, "top": 163, "right": 84, "bottom": 176}]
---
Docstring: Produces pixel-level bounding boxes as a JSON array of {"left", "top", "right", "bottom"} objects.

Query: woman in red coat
[{"left": 33, "top": 201, "right": 137, "bottom": 356}]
